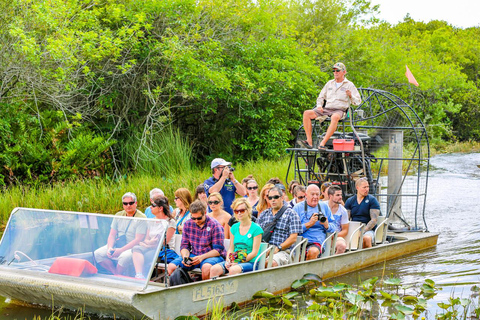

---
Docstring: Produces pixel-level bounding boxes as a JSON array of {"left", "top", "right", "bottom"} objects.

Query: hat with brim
[
  {"left": 333, "top": 62, "right": 346, "bottom": 71},
  {"left": 211, "top": 158, "right": 232, "bottom": 169}
]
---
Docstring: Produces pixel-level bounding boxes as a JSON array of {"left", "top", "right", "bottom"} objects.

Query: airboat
[{"left": 0, "top": 89, "right": 437, "bottom": 319}]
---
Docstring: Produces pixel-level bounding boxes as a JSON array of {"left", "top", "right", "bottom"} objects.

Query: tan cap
[{"left": 333, "top": 62, "right": 346, "bottom": 71}]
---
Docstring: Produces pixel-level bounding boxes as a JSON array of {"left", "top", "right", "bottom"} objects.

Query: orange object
[
  {"left": 48, "top": 257, "right": 98, "bottom": 277},
  {"left": 343, "top": 139, "right": 354, "bottom": 151},
  {"left": 333, "top": 139, "right": 345, "bottom": 151}
]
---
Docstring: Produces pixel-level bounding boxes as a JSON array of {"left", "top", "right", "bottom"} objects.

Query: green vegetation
[{"left": 1, "top": 0, "right": 480, "bottom": 188}]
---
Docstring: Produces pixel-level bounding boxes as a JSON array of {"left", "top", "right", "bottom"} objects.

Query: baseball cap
[
  {"left": 275, "top": 183, "right": 286, "bottom": 193},
  {"left": 211, "top": 158, "right": 232, "bottom": 169},
  {"left": 333, "top": 62, "right": 346, "bottom": 71}
]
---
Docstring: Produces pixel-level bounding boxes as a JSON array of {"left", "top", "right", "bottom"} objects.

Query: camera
[
  {"left": 228, "top": 165, "right": 235, "bottom": 172},
  {"left": 316, "top": 213, "right": 326, "bottom": 223},
  {"left": 183, "top": 256, "right": 193, "bottom": 264}
]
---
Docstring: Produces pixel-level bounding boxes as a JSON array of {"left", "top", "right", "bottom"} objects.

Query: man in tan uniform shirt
[{"left": 300, "top": 62, "right": 361, "bottom": 150}]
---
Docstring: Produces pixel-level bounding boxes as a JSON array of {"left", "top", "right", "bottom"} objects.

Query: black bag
[
  {"left": 169, "top": 267, "right": 193, "bottom": 286},
  {"left": 261, "top": 205, "right": 288, "bottom": 243},
  {"left": 114, "top": 234, "right": 127, "bottom": 248}
]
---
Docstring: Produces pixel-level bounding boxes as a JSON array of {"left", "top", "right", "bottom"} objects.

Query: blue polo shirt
[
  {"left": 293, "top": 201, "right": 335, "bottom": 245},
  {"left": 204, "top": 177, "right": 236, "bottom": 215},
  {"left": 345, "top": 194, "right": 380, "bottom": 226}
]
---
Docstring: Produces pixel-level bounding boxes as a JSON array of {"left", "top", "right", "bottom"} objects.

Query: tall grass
[{"left": 0, "top": 157, "right": 293, "bottom": 224}]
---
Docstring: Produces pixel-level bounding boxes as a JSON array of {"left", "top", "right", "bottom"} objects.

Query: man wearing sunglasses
[
  {"left": 257, "top": 187, "right": 302, "bottom": 267},
  {"left": 94, "top": 192, "right": 147, "bottom": 275},
  {"left": 299, "top": 62, "right": 361, "bottom": 150},
  {"left": 204, "top": 158, "right": 246, "bottom": 215},
  {"left": 167, "top": 200, "right": 225, "bottom": 280}
]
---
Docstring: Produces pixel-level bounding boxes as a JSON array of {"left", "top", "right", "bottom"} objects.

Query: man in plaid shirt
[
  {"left": 167, "top": 200, "right": 225, "bottom": 280},
  {"left": 257, "top": 186, "right": 302, "bottom": 267}
]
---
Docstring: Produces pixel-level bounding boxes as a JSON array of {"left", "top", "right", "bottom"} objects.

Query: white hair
[
  {"left": 122, "top": 192, "right": 137, "bottom": 202},
  {"left": 150, "top": 188, "right": 165, "bottom": 198}
]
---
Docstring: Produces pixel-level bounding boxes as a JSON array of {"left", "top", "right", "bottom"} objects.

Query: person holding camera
[
  {"left": 293, "top": 185, "right": 335, "bottom": 260},
  {"left": 94, "top": 192, "right": 147, "bottom": 275},
  {"left": 204, "top": 158, "right": 246, "bottom": 215},
  {"left": 167, "top": 200, "right": 225, "bottom": 280}
]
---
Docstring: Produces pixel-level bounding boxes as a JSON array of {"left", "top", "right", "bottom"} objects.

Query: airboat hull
[{"left": 0, "top": 231, "right": 438, "bottom": 319}]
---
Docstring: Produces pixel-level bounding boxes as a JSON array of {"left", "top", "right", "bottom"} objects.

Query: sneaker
[
  {"left": 298, "top": 140, "right": 313, "bottom": 149},
  {"left": 135, "top": 273, "right": 146, "bottom": 279}
]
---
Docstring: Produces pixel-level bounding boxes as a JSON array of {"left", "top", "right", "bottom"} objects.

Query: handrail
[
  {"left": 253, "top": 245, "right": 275, "bottom": 271},
  {"left": 375, "top": 217, "right": 389, "bottom": 245},
  {"left": 289, "top": 238, "right": 308, "bottom": 263},
  {"left": 321, "top": 232, "right": 338, "bottom": 257},
  {"left": 348, "top": 223, "right": 365, "bottom": 251}
]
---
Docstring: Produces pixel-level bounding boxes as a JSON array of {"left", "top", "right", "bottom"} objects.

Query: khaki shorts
[
  {"left": 273, "top": 250, "right": 290, "bottom": 266},
  {"left": 94, "top": 245, "right": 133, "bottom": 267},
  {"left": 313, "top": 107, "right": 345, "bottom": 119}
]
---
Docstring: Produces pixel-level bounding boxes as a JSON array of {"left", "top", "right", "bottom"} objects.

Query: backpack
[{"left": 169, "top": 267, "right": 193, "bottom": 287}]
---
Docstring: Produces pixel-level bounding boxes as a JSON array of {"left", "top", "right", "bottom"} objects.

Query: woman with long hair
[
  {"left": 194, "top": 184, "right": 208, "bottom": 207},
  {"left": 207, "top": 192, "right": 231, "bottom": 239},
  {"left": 210, "top": 198, "right": 263, "bottom": 278},
  {"left": 245, "top": 179, "right": 260, "bottom": 218},
  {"left": 256, "top": 183, "right": 274, "bottom": 217},
  {"left": 132, "top": 195, "right": 178, "bottom": 279},
  {"left": 173, "top": 188, "right": 193, "bottom": 234}
]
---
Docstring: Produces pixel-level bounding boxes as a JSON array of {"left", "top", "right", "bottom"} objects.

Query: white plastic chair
[
  {"left": 253, "top": 243, "right": 275, "bottom": 270},
  {"left": 374, "top": 216, "right": 389, "bottom": 245},
  {"left": 321, "top": 232, "right": 337, "bottom": 257},
  {"left": 345, "top": 221, "right": 365, "bottom": 251},
  {"left": 289, "top": 236, "right": 308, "bottom": 263}
]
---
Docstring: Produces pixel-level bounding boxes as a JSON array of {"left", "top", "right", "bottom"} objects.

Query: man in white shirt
[{"left": 300, "top": 62, "right": 361, "bottom": 150}]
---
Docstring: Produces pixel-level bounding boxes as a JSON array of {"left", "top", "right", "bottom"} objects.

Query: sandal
[
  {"left": 318, "top": 145, "right": 327, "bottom": 151},
  {"left": 299, "top": 140, "right": 313, "bottom": 149}
]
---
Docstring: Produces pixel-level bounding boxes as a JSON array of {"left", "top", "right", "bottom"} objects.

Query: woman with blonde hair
[
  {"left": 210, "top": 198, "right": 263, "bottom": 278},
  {"left": 173, "top": 188, "right": 193, "bottom": 234},
  {"left": 207, "top": 192, "right": 231, "bottom": 239},
  {"left": 245, "top": 179, "right": 260, "bottom": 218},
  {"left": 256, "top": 183, "right": 274, "bottom": 217}
]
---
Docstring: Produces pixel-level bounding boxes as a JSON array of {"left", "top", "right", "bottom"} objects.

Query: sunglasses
[
  {"left": 247, "top": 186, "right": 258, "bottom": 190},
  {"left": 122, "top": 201, "right": 135, "bottom": 206},
  {"left": 268, "top": 195, "right": 281, "bottom": 200},
  {"left": 174, "top": 197, "right": 180, "bottom": 200},
  {"left": 234, "top": 208, "right": 247, "bottom": 214},
  {"left": 190, "top": 215, "right": 204, "bottom": 221},
  {"left": 208, "top": 200, "right": 221, "bottom": 205},
  {"left": 297, "top": 196, "right": 305, "bottom": 200},
  {"left": 333, "top": 69, "right": 342, "bottom": 73}
]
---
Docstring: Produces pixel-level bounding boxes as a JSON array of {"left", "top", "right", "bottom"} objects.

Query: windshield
[{"left": 0, "top": 208, "right": 167, "bottom": 291}]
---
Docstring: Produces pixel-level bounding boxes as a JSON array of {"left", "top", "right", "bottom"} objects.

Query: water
[{"left": 1, "top": 153, "right": 479, "bottom": 319}]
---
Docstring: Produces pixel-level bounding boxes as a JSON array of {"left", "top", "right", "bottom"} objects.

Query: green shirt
[{"left": 230, "top": 222, "right": 263, "bottom": 262}]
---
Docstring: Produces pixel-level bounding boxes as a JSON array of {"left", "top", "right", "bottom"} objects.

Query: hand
[
  {"left": 346, "top": 89, "right": 352, "bottom": 98},
  {"left": 314, "top": 106, "right": 323, "bottom": 113},
  {"left": 225, "top": 260, "right": 234, "bottom": 269},
  {"left": 308, "top": 214, "right": 319, "bottom": 228},
  {"left": 221, "top": 166, "right": 230, "bottom": 180},
  {"left": 190, "top": 255, "right": 203, "bottom": 266},
  {"left": 108, "top": 248, "right": 122, "bottom": 258},
  {"left": 182, "top": 256, "right": 193, "bottom": 267},
  {"left": 139, "top": 242, "right": 148, "bottom": 247}
]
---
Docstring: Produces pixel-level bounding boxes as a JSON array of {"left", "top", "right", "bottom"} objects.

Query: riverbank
[{"left": 1, "top": 141, "right": 479, "bottom": 224}]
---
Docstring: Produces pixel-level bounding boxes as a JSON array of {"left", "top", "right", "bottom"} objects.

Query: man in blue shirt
[
  {"left": 204, "top": 158, "right": 246, "bottom": 215},
  {"left": 294, "top": 184, "right": 335, "bottom": 260},
  {"left": 345, "top": 178, "right": 380, "bottom": 248}
]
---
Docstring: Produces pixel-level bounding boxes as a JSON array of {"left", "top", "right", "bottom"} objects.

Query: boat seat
[
  {"left": 374, "top": 216, "right": 389, "bottom": 245},
  {"left": 321, "top": 232, "right": 337, "bottom": 257},
  {"left": 253, "top": 242, "right": 274, "bottom": 270},
  {"left": 289, "top": 236, "right": 308, "bottom": 263},
  {"left": 345, "top": 221, "right": 365, "bottom": 251}
]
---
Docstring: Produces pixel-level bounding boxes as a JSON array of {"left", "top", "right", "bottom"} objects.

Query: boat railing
[
  {"left": 374, "top": 216, "right": 389, "bottom": 245},
  {"left": 289, "top": 236, "right": 308, "bottom": 263},
  {"left": 347, "top": 222, "right": 365, "bottom": 251},
  {"left": 321, "top": 232, "right": 338, "bottom": 257},
  {"left": 253, "top": 243, "right": 275, "bottom": 271}
]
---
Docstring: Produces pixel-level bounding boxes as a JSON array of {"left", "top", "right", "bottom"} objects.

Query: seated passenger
[
  {"left": 245, "top": 179, "right": 259, "bottom": 218},
  {"left": 345, "top": 178, "right": 380, "bottom": 248},
  {"left": 94, "top": 192, "right": 147, "bottom": 275},
  {"left": 257, "top": 186, "right": 302, "bottom": 267},
  {"left": 210, "top": 198, "right": 263, "bottom": 278},
  {"left": 132, "top": 195, "right": 178, "bottom": 279},
  {"left": 325, "top": 185, "right": 349, "bottom": 254},
  {"left": 289, "top": 185, "right": 306, "bottom": 208},
  {"left": 207, "top": 192, "right": 231, "bottom": 239},
  {"left": 288, "top": 180, "right": 300, "bottom": 199},
  {"left": 167, "top": 200, "right": 225, "bottom": 280},
  {"left": 144, "top": 188, "right": 174, "bottom": 219},
  {"left": 299, "top": 62, "right": 361, "bottom": 150},
  {"left": 319, "top": 181, "right": 332, "bottom": 201},
  {"left": 194, "top": 184, "right": 208, "bottom": 207},
  {"left": 256, "top": 183, "right": 274, "bottom": 217},
  {"left": 173, "top": 188, "right": 193, "bottom": 234},
  {"left": 293, "top": 185, "right": 334, "bottom": 260}
]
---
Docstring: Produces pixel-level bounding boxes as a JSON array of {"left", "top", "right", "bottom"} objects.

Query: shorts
[
  {"left": 363, "top": 230, "right": 375, "bottom": 243},
  {"left": 170, "top": 254, "right": 224, "bottom": 271},
  {"left": 132, "top": 246, "right": 179, "bottom": 264},
  {"left": 313, "top": 107, "right": 345, "bottom": 118},
  {"left": 94, "top": 245, "right": 133, "bottom": 267},
  {"left": 217, "top": 261, "right": 258, "bottom": 274},
  {"left": 306, "top": 242, "right": 322, "bottom": 258},
  {"left": 272, "top": 251, "right": 290, "bottom": 266}
]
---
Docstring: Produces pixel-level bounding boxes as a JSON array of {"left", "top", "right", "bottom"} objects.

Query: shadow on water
[{"left": 1, "top": 153, "right": 479, "bottom": 319}]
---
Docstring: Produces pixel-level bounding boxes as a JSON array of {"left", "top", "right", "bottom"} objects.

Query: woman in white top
[{"left": 132, "top": 195, "right": 177, "bottom": 279}]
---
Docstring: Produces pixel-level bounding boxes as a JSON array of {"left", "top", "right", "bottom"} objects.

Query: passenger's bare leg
[
  {"left": 209, "top": 264, "right": 224, "bottom": 278},
  {"left": 132, "top": 251, "right": 144, "bottom": 275},
  {"left": 201, "top": 264, "right": 212, "bottom": 280},
  {"left": 167, "top": 263, "right": 177, "bottom": 275},
  {"left": 319, "top": 113, "right": 341, "bottom": 147},
  {"left": 363, "top": 235, "right": 373, "bottom": 248},
  {"left": 335, "top": 238, "right": 347, "bottom": 254},
  {"left": 303, "top": 110, "right": 318, "bottom": 146},
  {"left": 99, "top": 260, "right": 116, "bottom": 275},
  {"left": 306, "top": 246, "right": 320, "bottom": 260}
]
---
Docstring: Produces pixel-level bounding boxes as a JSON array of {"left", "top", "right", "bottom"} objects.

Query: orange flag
[{"left": 405, "top": 65, "right": 419, "bottom": 87}]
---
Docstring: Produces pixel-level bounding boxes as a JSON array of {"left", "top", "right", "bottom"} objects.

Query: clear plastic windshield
[{"left": 0, "top": 208, "right": 167, "bottom": 290}]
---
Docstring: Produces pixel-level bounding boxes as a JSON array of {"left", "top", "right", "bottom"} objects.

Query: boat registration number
[{"left": 192, "top": 280, "right": 238, "bottom": 301}]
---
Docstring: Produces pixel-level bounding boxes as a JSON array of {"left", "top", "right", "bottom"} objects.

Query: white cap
[{"left": 210, "top": 158, "right": 231, "bottom": 169}]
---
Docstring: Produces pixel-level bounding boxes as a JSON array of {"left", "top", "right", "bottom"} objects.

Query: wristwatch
[{"left": 277, "top": 244, "right": 282, "bottom": 251}]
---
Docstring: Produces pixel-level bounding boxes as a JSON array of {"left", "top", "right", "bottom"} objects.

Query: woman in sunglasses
[
  {"left": 256, "top": 183, "right": 275, "bottom": 218},
  {"left": 289, "top": 185, "right": 306, "bottom": 208},
  {"left": 132, "top": 195, "right": 178, "bottom": 279},
  {"left": 210, "top": 198, "right": 263, "bottom": 278},
  {"left": 207, "top": 192, "right": 231, "bottom": 239},
  {"left": 245, "top": 179, "right": 260, "bottom": 218},
  {"left": 173, "top": 188, "right": 193, "bottom": 234}
]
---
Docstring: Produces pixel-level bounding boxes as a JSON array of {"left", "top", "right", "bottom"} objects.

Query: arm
[
  {"left": 112, "top": 232, "right": 145, "bottom": 257},
  {"left": 106, "top": 229, "right": 117, "bottom": 252},
  {"left": 365, "top": 209, "right": 380, "bottom": 232},
  {"left": 338, "top": 223, "right": 349, "bottom": 238},
  {"left": 347, "top": 84, "right": 362, "bottom": 106},
  {"left": 165, "top": 226, "right": 175, "bottom": 246},
  {"left": 191, "top": 223, "right": 224, "bottom": 265},
  {"left": 276, "top": 233, "right": 298, "bottom": 253},
  {"left": 224, "top": 222, "right": 231, "bottom": 240},
  {"left": 208, "top": 167, "right": 230, "bottom": 194},
  {"left": 246, "top": 234, "right": 262, "bottom": 262}
]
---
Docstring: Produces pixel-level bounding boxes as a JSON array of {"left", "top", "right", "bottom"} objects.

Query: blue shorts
[
  {"left": 217, "top": 261, "right": 258, "bottom": 274},
  {"left": 170, "top": 254, "right": 224, "bottom": 271}
]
